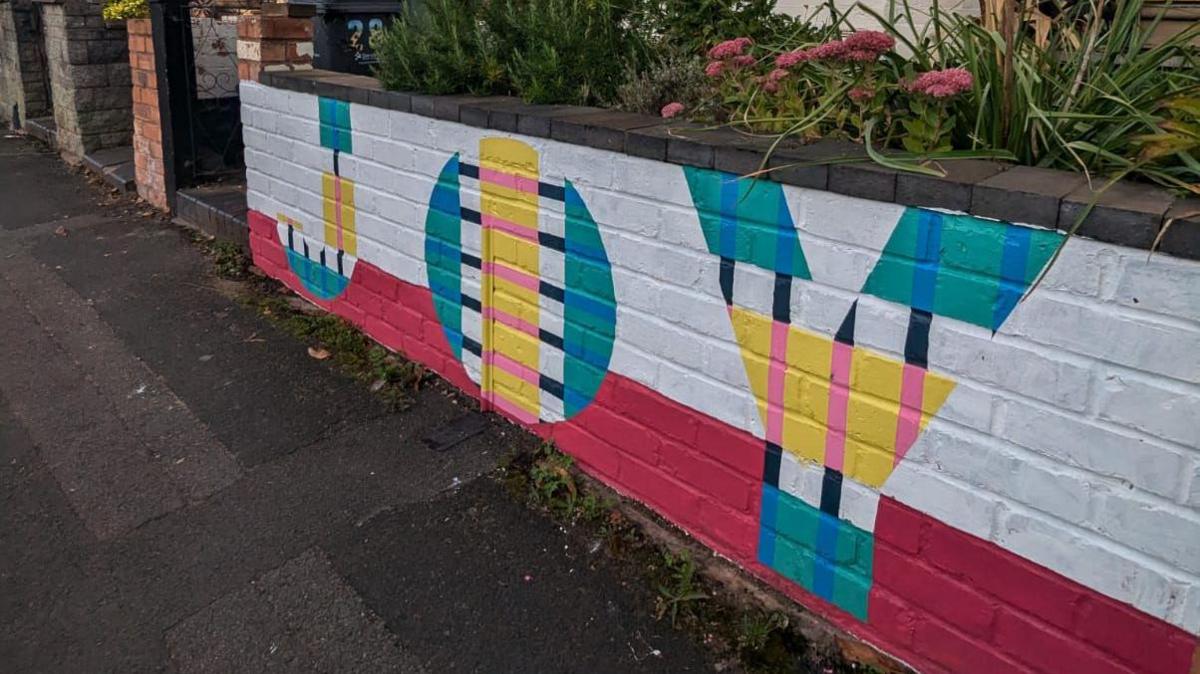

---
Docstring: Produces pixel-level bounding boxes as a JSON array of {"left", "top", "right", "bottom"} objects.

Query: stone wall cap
[{"left": 257, "top": 69, "right": 1200, "bottom": 261}]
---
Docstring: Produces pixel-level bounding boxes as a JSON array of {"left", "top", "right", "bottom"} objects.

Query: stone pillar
[
  {"left": 127, "top": 17, "right": 166, "bottom": 209},
  {"left": 38, "top": 0, "right": 132, "bottom": 162},
  {"left": 0, "top": 0, "right": 49, "bottom": 128},
  {"left": 236, "top": 4, "right": 313, "bottom": 84}
]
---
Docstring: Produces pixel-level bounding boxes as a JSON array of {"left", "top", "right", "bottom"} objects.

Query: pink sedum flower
[
  {"left": 842, "top": 30, "right": 895, "bottom": 54},
  {"left": 660, "top": 102, "right": 685, "bottom": 119},
  {"left": 731, "top": 54, "right": 757, "bottom": 68},
  {"left": 763, "top": 80, "right": 780, "bottom": 94},
  {"left": 806, "top": 40, "right": 849, "bottom": 60},
  {"left": 848, "top": 87, "right": 874, "bottom": 102},
  {"left": 707, "top": 37, "right": 753, "bottom": 60},
  {"left": 767, "top": 68, "right": 789, "bottom": 82},
  {"left": 775, "top": 49, "right": 810, "bottom": 68},
  {"left": 704, "top": 60, "right": 726, "bottom": 78},
  {"left": 908, "top": 67, "right": 974, "bottom": 98}
]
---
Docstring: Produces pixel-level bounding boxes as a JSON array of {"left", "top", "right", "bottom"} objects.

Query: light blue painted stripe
[
  {"left": 812, "top": 512, "right": 840, "bottom": 601},
  {"left": 758, "top": 484, "right": 780, "bottom": 566},
  {"left": 911, "top": 210, "right": 943, "bottom": 313},
  {"left": 992, "top": 224, "right": 1033, "bottom": 331},
  {"left": 773, "top": 191, "right": 794, "bottom": 277},
  {"left": 719, "top": 172, "right": 738, "bottom": 259},
  {"left": 563, "top": 288, "right": 617, "bottom": 323}
]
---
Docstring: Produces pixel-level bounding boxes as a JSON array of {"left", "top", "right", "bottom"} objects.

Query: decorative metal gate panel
[{"left": 154, "top": 0, "right": 254, "bottom": 186}]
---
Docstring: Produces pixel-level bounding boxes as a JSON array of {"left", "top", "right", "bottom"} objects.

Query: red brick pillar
[
  {"left": 127, "top": 17, "right": 168, "bottom": 210},
  {"left": 236, "top": 5, "right": 314, "bottom": 83}
]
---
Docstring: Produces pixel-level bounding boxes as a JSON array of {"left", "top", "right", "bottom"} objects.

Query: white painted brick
[
  {"left": 1095, "top": 368, "right": 1200, "bottom": 447},
  {"left": 1178, "top": 582, "right": 1200, "bottom": 633},
  {"left": 1092, "top": 489, "right": 1200, "bottom": 575},
  {"left": 794, "top": 188, "right": 904, "bottom": 254},
  {"left": 350, "top": 102, "right": 390, "bottom": 138},
  {"left": 609, "top": 339, "right": 659, "bottom": 390},
  {"left": 657, "top": 359, "right": 758, "bottom": 434},
  {"left": 790, "top": 280, "right": 856, "bottom": 339},
  {"left": 997, "top": 398, "right": 1187, "bottom": 500},
  {"left": 656, "top": 283, "right": 733, "bottom": 340},
  {"left": 1109, "top": 250, "right": 1200, "bottom": 321},
  {"left": 995, "top": 506, "right": 1178, "bottom": 623},
  {"left": 610, "top": 154, "right": 695, "bottom": 208},
  {"left": 1036, "top": 235, "right": 1108, "bottom": 298},
  {"left": 883, "top": 462, "right": 1000, "bottom": 537},
  {"left": 1004, "top": 292, "right": 1200, "bottom": 384},
  {"left": 1185, "top": 460, "right": 1200, "bottom": 509},
  {"left": 930, "top": 319, "right": 1094, "bottom": 412},
  {"left": 587, "top": 191, "right": 662, "bottom": 240},
  {"left": 935, "top": 380, "right": 995, "bottom": 435}
]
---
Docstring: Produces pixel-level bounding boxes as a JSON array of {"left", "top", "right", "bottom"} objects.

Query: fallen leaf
[
  {"left": 54, "top": 226, "right": 68, "bottom": 237},
  {"left": 307, "top": 346, "right": 331, "bottom": 360},
  {"left": 369, "top": 378, "right": 387, "bottom": 392}
]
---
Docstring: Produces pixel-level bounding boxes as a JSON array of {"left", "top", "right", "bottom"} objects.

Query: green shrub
[
  {"left": 615, "top": 51, "right": 713, "bottom": 115},
  {"left": 373, "top": 0, "right": 649, "bottom": 105},
  {"left": 372, "top": 0, "right": 504, "bottom": 96},
  {"left": 637, "top": 0, "right": 816, "bottom": 57}
]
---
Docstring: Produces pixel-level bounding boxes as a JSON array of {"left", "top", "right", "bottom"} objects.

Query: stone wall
[
  {"left": 39, "top": 0, "right": 131, "bottom": 160},
  {"left": 0, "top": 0, "right": 49, "bottom": 128},
  {"left": 241, "top": 73, "right": 1200, "bottom": 674}
]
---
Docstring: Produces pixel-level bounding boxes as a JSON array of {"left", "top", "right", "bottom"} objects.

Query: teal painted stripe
[{"left": 424, "top": 155, "right": 463, "bottom": 361}]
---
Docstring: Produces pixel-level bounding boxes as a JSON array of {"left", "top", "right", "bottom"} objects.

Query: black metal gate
[{"left": 153, "top": 0, "right": 252, "bottom": 188}]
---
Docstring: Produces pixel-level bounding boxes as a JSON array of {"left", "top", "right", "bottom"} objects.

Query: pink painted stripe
[
  {"left": 823, "top": 341, "right": 853, "bottom": 471},
  {"left": 765, "top": 320, "right": 789, "bottom": 446},
  {"left": 482, "top": 261, "right": 540, "bottom": 292},
  {"left": 481, "top": 213, "right": 538, "bottom": 242},
  {"left": 479, "top": 167, "right": 540, "bottom": 194},
  {"left": 483, "top": 307, "right": 540, "bottom": 339},
  {"left": 489, "top": 391, "right": 539, "bottom": 425},
  {"left": 487, "top": 350, "right": 540, "bottom": 387},
  {"left": 893, "top": 363, "right": 926, "bottom": 467}
]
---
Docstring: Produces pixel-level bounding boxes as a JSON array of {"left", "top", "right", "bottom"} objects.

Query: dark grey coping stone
[
  {"left": 972, "top": 166, "right": 1087, "bottom": 229},
  {"left": 1059, "top": 180, "right": 1174, "bottom": 250},
  {"left": 256, "top": 69, "right": 1200, "bottom": 261},
  {"left": 549, "top": 110, "right": 663, "bottom": 153},
  {"left": 896, "top": 159, "right": 1010, "bottom": 212},
  {"left": 1159, "top": 199, "right": 1200, "bottom": 259}
]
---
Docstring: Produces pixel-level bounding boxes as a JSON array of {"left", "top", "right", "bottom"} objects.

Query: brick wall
[
  {"left": 127, "top": 17, "right": 166, "bottom": 209},
  {"left": 0, "top": 0, "right": 49, "bottom": 128},
  {"left": 239, "top": 79, "right": 1200, "bottom": 674},
  {"left": 235, "top": 9, "right": 312, "bottom": 83},
  {"left": 40, "top": 0, "right": 131, "bottom": 160}
]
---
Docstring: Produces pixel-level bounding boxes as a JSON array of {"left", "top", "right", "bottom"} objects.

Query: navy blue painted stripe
[
  {"left": 539, "top": 374, "right": 564, "bottom": 399},
  {"left": 539, "top": 329, "right": 564, "bottom": 350},
  {"left": 763, "top": 441, "right": 782, "bottom": 487},
  {"left": 719, "top": 257, "right": 735, "bottom": 307},
  {"left": 462, "top": 335, "right": 482, "bottom": 356},
  {"left": 835, "top": 300, "right": 857, "bottom": 346},
  {"left": 904, "top": 308, "right": 932, "bottom": 368},
  {"left": 460, "top": 207, "right": 482, "bottom": 224},
  {"left": 461, "top": 252, "right": 482, "bottom": 269},
  {"left": 539, "top": 231, "right": 565, "bottom": 252},
  {"left": 772, "top": 273, "right": 791, "bottom": 323},
  {"left": 819, "top": 467, "right": 843, "bottom": 517},
  {"left": 539, "top": 281, "right": 564, "bottom": 302},
  {"left": 538, "top": 182, "right": 565, "bottom": 202},
  {"left": 458, "top": 162, "right": 479, "bottom": 180},
  {"left": 461, "top": 294, "right": 481, "bottom": 312}
]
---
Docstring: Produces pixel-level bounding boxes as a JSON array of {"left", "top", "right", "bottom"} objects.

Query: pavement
[{"left": 0, "top": 136, "right": 715, "bottom": 673}]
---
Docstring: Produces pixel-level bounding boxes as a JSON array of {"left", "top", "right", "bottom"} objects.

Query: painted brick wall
[{"left": 240, "top": 80, "right": 1200, "bottom": 674}]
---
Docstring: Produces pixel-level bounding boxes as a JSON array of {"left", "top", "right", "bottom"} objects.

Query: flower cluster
[
  {"left": 773, "top": 30, "right": 895, "bottom": 68},
  {"left": 705, "top": 37, "right": 756, "bottom": 78},
  {"left": 907, "top": 67, "right": 973, "bottom": 98},
  {"left": 707, "top": 37, "right": 753, "bottom": 60},
  {"left": 660, "top": 101, "right": 685, "bottom": 119}
]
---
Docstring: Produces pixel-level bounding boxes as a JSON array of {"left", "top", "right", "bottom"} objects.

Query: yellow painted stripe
[
  {"left": 489, "top": 368, "right": 540, "bottom": 414},
  {"left": 491, "top": 322, "right": 540, "bottom": 371}
]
